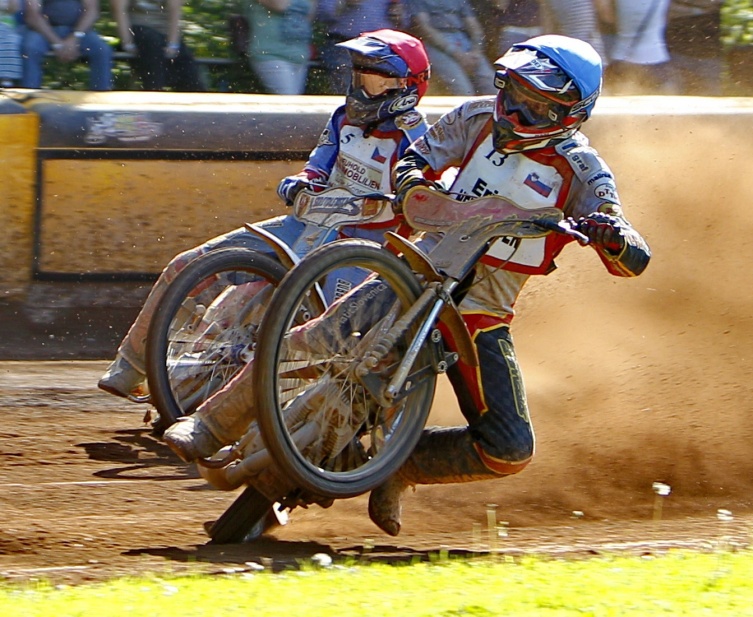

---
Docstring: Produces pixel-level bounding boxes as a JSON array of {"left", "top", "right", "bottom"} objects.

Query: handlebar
[
  {"left": 293, "top": 187, "right": 397, "bottom": 227},
  {"left": 534, "top": 217, "right": 591, "bottom": 245},
  {"left": 296, "top": 184, "right": 592, "bottom": 246}
]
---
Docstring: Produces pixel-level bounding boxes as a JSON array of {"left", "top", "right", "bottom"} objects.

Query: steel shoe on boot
[
  {"left": 163, "top": 415, "right": 223, "bottom": 462},
  {"left": 98, "top": 355, "right": 145, "bottom": 399},
  {"left": 368, "top": 474, "right": 411, "bottom": 536}
]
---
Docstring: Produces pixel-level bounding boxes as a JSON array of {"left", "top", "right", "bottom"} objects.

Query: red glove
[{"left": 577, "top": 213, "right": 625, "bottom": 253}]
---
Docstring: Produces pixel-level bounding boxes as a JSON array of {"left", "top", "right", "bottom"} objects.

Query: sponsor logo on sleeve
[
  {"left": 593, "top": 181, "right": 618, "bottom": 203},
  {"left": 317, "top": 126, "right": 333, "bottom": 147},
  {"left": 414, "top": 138, "right": 431, "bottom": 155},
  {"left": 569, "top": 152, "right": 591, "bottom": 173}
]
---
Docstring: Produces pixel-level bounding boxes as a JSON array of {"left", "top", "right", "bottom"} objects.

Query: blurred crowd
[{"left": 0, "top": 0, "right": 748, "bottom": 95}]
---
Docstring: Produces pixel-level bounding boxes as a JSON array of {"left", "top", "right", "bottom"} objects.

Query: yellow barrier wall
[
  {"left": 38, "top": 158, "right": 295, "bottom": 273},
  {"left": 0, "top": 99, "right": 39, "bottom": 298},
  {"left": 3, "top": 92, "right": 753, "bottom": 307}
]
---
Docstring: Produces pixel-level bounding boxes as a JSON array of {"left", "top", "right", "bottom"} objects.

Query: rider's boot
[
  {"left": 368, "top": 426, "right": 523, "bottom": 536},
  {"left": 98, "top": 354, "right": 145, "bottom": 399},
  {"left": 163, "top": 361, "right": 257, "bottom": 462}
]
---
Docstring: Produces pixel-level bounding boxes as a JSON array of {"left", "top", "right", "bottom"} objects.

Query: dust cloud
[{"left": 415, "top": 105, "right": 753, "bottom": 527}]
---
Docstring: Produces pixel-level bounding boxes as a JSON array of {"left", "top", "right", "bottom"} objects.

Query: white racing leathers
[{"left": 391, "top": 97, "right": 650, "bottom": 475}]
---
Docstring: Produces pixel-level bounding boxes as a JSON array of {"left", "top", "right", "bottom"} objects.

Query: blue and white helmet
[{"left": 492, "top": 35, "right": 602, "bottom": 153}]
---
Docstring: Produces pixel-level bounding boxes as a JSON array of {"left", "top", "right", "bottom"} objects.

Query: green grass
[{"left": 4, "top": 550, "right": 753, "bottom": 616}]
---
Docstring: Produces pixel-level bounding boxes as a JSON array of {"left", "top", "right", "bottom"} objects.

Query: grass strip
[{"left": 3, "top": 550, "right": 753, "bottom": 616}]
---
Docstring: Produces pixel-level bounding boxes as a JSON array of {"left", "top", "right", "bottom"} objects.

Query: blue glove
[{"left": 277, "top": 176, "right": 310, "bottom": 206}]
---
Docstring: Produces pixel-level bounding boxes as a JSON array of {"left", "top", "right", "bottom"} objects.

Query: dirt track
[
  {"left": 0, "top": 361, "right": 750, "bottom": 586},
  {"left": 3, "top": 106, "right": 753, "bottom": 585}
]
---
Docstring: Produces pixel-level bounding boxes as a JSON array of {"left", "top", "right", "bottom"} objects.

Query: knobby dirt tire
[
  {"left": 254, "top": 239, "right": 436, "bottom": 499},
  {"left": 146, "top": 248, "right": 287, "bottom": 427}
]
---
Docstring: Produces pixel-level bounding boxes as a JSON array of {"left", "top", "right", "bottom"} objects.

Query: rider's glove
[
  {"left": 394, "top": 172, "right": 447, "bottom": 213},
  {"left": 277, "top": 176, "right": 309, "bottom": 206},
  {"left": 576, "top": 212, "right": 626, "bottom": 253}
]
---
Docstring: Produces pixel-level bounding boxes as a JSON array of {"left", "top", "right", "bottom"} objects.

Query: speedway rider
[
  {"left": 102, "top": 30, "right": 432, "bottom": 456},
  {"left": 98, "top": 29, "right": 430, "bottom": 407},
  {"left": 364, "top": 34, "right": 651, "bottom": 536}
]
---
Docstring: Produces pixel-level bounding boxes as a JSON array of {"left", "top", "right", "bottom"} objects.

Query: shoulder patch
[
  {"left": 556, "top": 132, "right": 589, "bottom": 152},
  {"left": 317, "top": 126, "right": 334, "bottom": 147},
  {"left": 395, "top": 109, "right": 425, "bottom": 130},
  {"left": 557, "top": 138, "right": 621, "bottom": 205},
  {"left": 441, "top": 97, "right": 494, "bottom": 126}
]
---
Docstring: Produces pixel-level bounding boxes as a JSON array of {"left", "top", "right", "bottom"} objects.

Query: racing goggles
[
  {"left": 352, "top": 68, "right": 407, "bottom": 98},
  {"left": 494, "top": 70, "right": 574, "bottom": 127}
]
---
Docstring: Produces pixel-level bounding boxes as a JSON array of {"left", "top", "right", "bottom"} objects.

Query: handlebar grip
[{"left": 534, "top": 218, "right": 590, "bottom": 245}]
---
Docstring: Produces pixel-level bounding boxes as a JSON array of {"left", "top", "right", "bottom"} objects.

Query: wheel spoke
[
  {"left": 253, "top": 240, "right": 436, "bottom": 498},
  {"left": 146, "top": 248, "right": 286, "bottom": 426}
]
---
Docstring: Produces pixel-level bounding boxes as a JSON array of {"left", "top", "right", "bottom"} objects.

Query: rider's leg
[
  {"left": 163, "top": 276, "right": 398, "bottom": 461},
  {"left": 98, "top": 245, "right": 208, "bottom": 398},
  {"left": 98, "top": 219, "right": 301, "bottom": 399},
  {"left": 369, "top": 317, "right": 535, "bottom": 536},
  {"left": 163, "top": 356, "right": 257, "bottom": 461}
]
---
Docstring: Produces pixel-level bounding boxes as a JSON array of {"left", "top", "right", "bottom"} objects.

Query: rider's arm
[
  {"left": 277, "top": 108, "right": 345, "bottom": 204},
  {"left": 560, "top": 143, "right": 651, "bottom": 277},
  {"left": 393, "top": 100, "right": 486, "bottom": 201},
  {"left": 392, "top": 150, "right": 434, "bottom": 197},
  {"left": 579, "top": 208, "right": 651, "bottom": 277}
]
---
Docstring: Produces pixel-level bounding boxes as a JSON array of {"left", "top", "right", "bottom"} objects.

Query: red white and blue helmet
[
  {"left": 492, "top": 35, "right": 602, "bottom": 153},
  {"left": 337, "top": 29, "right": 430, "bottom": 127}
]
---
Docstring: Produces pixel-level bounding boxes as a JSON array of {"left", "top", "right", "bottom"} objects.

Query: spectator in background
[
  {"left": 470, "top": 0, "right": 542, "bottom": 57},
  {"left": 540, "top": 0, "right": 608, "bottom": 64},
  {"left": 603, "top": 0, "right": 674, "bottom": 94},
  {"left": 111, "top": 0, "right": 205, "bottom": 92},
  {"left": 317, "top": 0, "right": 404, "bottom": 94},
  {"left": 20, "top": 0, "right": 112, "bottom": 90},
  {"left": 406, "top": 0, "right": 495, "bottom": 95},
  {"left": 0, "top": 0, "right": 23, "bottom": 87},
  {"left": 665, "top": 0, "right": 723, "bottom": 95},
  {"left": 245, "top": 0, "right": 316, "bottom": 95},
  {"left": 496, "top": 0, "right": 541, "bottom": 53}
]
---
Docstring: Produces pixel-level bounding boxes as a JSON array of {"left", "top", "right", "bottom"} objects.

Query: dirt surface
[
  {"left": 0, "top": 362, "right": 751, "bottom": 586},
  {"left": 3, "top": 117, "right": 753, "bottom": 585}
]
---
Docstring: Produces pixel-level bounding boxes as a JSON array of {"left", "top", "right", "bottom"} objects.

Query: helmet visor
[
  {"left": 495, "top": 71, "right": 571, "bottom": 127},
  {"left": 352, "top": 69, "right": 407, "bottom": 98}
]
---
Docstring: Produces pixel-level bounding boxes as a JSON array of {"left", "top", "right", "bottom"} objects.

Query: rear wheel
[
  {"left": 146, "top": 248, "right": 287, "bottom": 428},
  {"left": 254, "top": 239, "right": 436, "bottom": 499}
]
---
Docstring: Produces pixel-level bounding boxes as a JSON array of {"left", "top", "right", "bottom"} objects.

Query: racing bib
[
  {"left": 328, "top": 126, "right": 400, "bottom": 195},
  {"left": 450, "top": 136, "right": 564, "bottom": 269}
]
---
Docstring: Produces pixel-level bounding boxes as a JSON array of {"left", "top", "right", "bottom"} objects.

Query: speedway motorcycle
[{"left": 195, "top": 186, "right": 587, "bottom": 542}]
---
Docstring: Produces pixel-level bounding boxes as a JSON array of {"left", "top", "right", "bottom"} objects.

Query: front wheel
[
  {"left": 254, "top": 239, "right": 436, "bottom": 499},
  {"left": 146, "top": 248, "right": 287, "bottom": 428}
]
